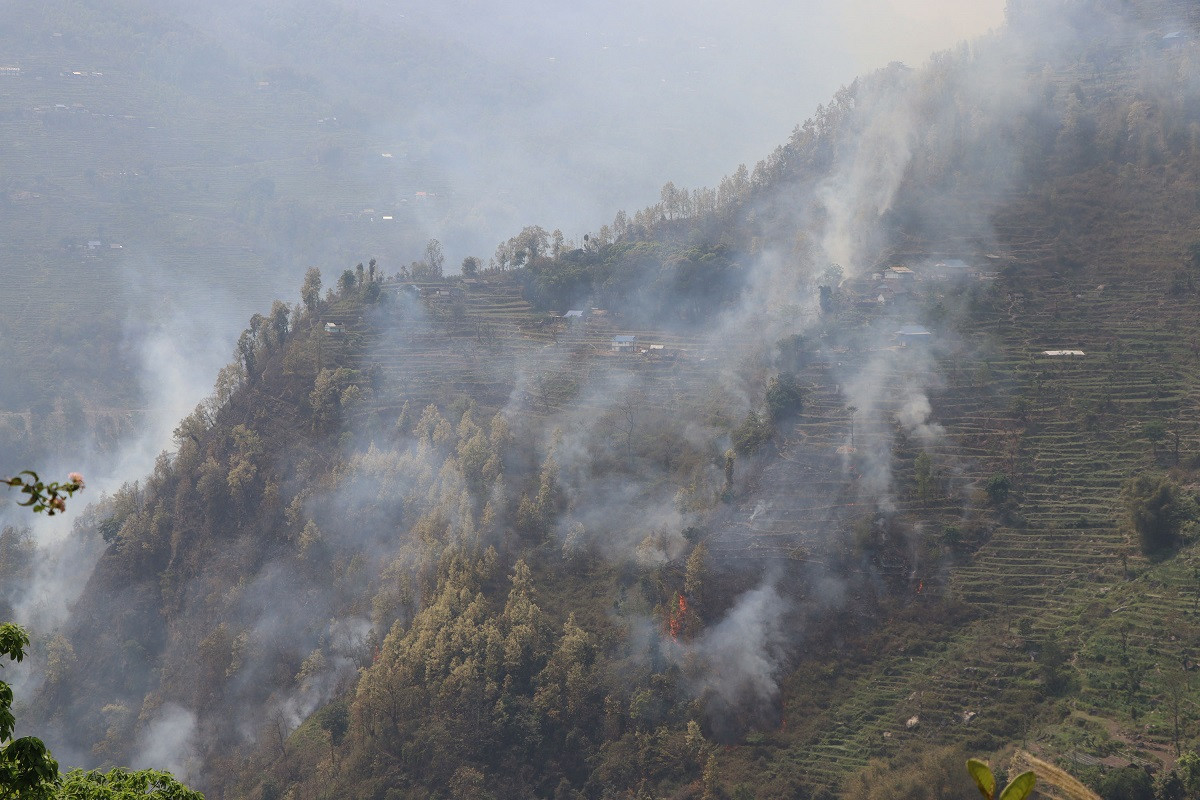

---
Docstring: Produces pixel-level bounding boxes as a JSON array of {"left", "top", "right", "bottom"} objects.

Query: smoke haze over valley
[{"left": 0, "top": 0, "right": 1004, "bottom": 486}]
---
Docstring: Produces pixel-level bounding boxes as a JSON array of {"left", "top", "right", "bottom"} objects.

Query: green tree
[
  {"left": 701, "top": 753, "right": 719, "bottom": 800},
  {"left": 509, "top": 227, "right": 549, "bottom": 267},
  {"left": 424, "top": 239, "right": 445, "bottom": 278},
  {"left": 309, "top": 368, "right": 361, "bottom": 433},
  {"left": 1122, "top": 473, "right": 1185, "bottom": 553},
  {"left": 337, "top": 269, "right": 356, "bottom": 296},
  {"left": 268, "top": 300, "right": 290, "bottom": 348},
  {"left": 0, "top": 623, "right": 59, "bottom": 800},
  {"left": 1097, "top": 767, "right": 1154, "bottom": 800},
  {"left": 301, "top": 267, "right": 322, "bottom": 315},
  {"left": 819, "top": 285, "right": 835, "bottom": 314},
  {"left": 732, "top": 412, "right": 772, "bottom": 456},
  {"left": 684, "top": 542, "right": 709, "bottom": 623},
  {"left": 447, "top": 766, "right": 494, "bottom": 800},
  {"left": 984, "top": 473, "right": 1011, "bottom": 505},
  {"left": 1175, "top": 751, "right": 1200, "bottom": 798},
  {"left": 461, "top": 256, "right": 481, "bottom": 277},
  {"left": 764, "top": 373, "right": 805, "bottom": 422},
  {"left": 316, "top": 701, "right": 349, "bottom": 766}
]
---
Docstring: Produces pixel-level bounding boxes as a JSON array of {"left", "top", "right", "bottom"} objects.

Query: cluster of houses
[
  {"left": 554, "top": 309, "right": 669, "bottom": 357},
  {"left": 609, "top": 336, "right": 673, "bottom": 358},
  {"left": 867, "top": 258, "right": 999, "bottom": 303}
]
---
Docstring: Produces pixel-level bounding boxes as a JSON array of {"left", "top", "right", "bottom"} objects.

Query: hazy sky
[
  {"left": 842, "top": 0, "right": 1007, "bottom": 70},
  {"left": 434, "top": 0, "right": 1011, "bottom": 245},
  {"left": 153, "top": 0, "right": 1012, "bottom": 252}
]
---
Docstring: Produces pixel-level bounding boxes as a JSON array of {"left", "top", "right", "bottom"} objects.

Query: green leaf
[
  {"left": 999, "top": 771, "right": 1037, "bottom": 800},
  {"left": 968, "top": 759, "right": 996, "bottom": 800}
]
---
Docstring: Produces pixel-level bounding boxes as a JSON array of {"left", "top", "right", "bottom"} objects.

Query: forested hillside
[{"left": 12, "top": 0, "right": 1200, "bottom": 798}]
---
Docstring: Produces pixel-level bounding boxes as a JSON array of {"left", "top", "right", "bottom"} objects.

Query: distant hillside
[{"left": 0, "top": 0, "right": 860, "bottom": 475}]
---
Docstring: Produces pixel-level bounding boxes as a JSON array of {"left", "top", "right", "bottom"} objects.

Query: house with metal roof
[
  {"left": 896, "top": 325, "right": 932, "bottom": 345},
  {"left": 611, "top": 335, "right": 637, "bottom": 353}
]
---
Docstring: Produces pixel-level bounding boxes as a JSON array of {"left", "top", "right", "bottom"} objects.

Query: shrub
[
  {"left": 1122, "top": 473, "right": 1186, "bottom": 554},
  {"left": 985, "top": 474, "right": 1011, "bottom": 505},
  {"left": 732, "top": 412, "right": 773, "bottom": 456},
  {"left": 1098, "top": 767, "right": 1154, "bottom": 800},
  {"left": 764, "top": 373, "right": 805, "bottom": 422}
]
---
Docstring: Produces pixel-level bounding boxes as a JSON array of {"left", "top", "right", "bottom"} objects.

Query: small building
[
  {"left": 934, "top": 259, "right": 975, "bottom": 280},
  {"left": 324, "top": 322, "right": 345, "bottom": 335},
  {"left": 885, "top": 266, "right": 916, "bottom": 282},
  {"left": 896, "top": 325, "right": 932, "bottom": 345},
  {"left": 563, "top": 309, "right": 586, "bottom": 321},
  {"left": 86, "top": 240, "right": 101, "bottom": 249},
  {"left": 611, "top": 335, "right": 637, "bottom": 353},
  {"left": 1043, "top": 349, "right": 1085, "bottom": 357}
]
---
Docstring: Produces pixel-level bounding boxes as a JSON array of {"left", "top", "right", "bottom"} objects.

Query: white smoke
[
  {"left": 681, "top": 582, "right": 790, "bottom": 734},
  {"left": 132, "top": 704, "right": 199, "bottom": 782}
]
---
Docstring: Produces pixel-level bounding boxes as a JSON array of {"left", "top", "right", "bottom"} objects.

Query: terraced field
[{"left": 720, "top": 170, "right": 1200, "bottom": 786}]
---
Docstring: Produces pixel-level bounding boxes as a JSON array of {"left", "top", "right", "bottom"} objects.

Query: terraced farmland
[{"left": 711, "top": 167, "right": 1200, "bottom": 787}]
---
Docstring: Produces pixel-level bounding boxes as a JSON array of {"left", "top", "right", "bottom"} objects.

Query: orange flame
[
  {"left": 917, "top": 580, "right": 924, "bottom": 594},
  {"left": 667, "top": 594, "right": 688, "bottom": 641}
]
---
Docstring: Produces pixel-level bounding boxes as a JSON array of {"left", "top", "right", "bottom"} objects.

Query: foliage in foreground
[
  {"left": 1, "top": 481, "right": 201, "bottom": 799},
  {"left": 1, "top": 621, "right": 204, "bottom": 800},
  {"left": 56, "top": 768, "right": 203, "bottom": 800},
  {"left": 1, "top": 472, "right": 84, "bottom": 516},
  {"left": 0, "top": 623, "right": 58, "bottom": 800},
  {"left": 968, "top": 758, "right": 1036, "bottom": 800}
]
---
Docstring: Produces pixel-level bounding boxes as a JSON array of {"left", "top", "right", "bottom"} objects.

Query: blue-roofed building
[{"left": 611, "top": 335, "right": 637, "bottom": 353}]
